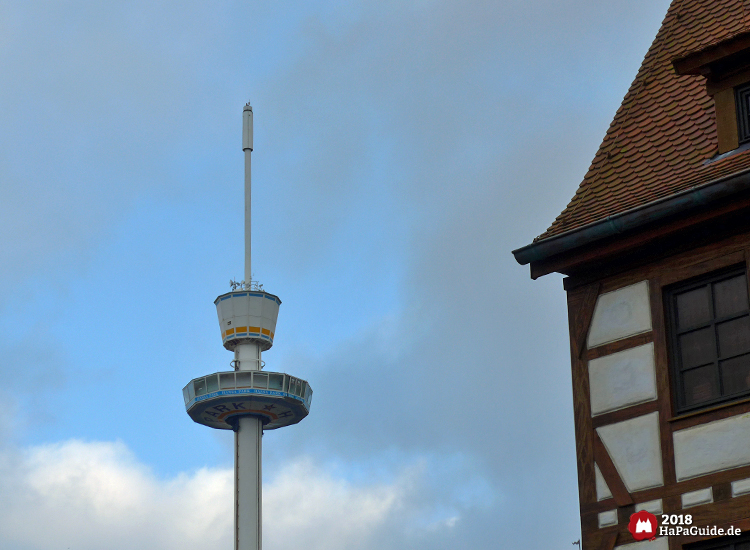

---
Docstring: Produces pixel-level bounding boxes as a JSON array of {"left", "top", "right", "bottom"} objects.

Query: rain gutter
[{"left": 512, "top": 167, "right": 750, "bottom": 266}]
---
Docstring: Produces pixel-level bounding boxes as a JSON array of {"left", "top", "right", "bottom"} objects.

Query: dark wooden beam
[
  {"left": 668, "top": 396, "right": 750, "bottom": 431},
  {"left": 599, "top": 531, "right": 618, "bottom": 550},
  {"left": 568, "top": 287, "right": 597, "bottom": 506},
  {"left": 593, "top": 432, "right": 634, "bottom": 506},
  {"left": 591, "top": 400, "right": 659, "bottom": 429},
  {"left": 673, "top": 32, "right": 750, "bottom": 75},
  {"left": 572, "top": 282, "right": 601, "bottom": 360},
  {"left": 586, "top": 332, "right": 653, "bottom": 361},
  {"left": 715, "top": 87, "right": 739, "bottom": 154},
  {"left": 580, "top": 461, "right": 750, "bottom": 515}
]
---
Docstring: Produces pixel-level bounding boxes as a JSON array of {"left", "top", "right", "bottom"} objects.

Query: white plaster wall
[
  {"left": 598, "top": 509, "right": 617, "bottom": 528},
  {"left": 595, "top": 463, "right": 613, "bottom": 501},
  {"left": 589, "top": 343, "right": 657, "bottom": 416},
  {"left": 732, "top": 477, "right": 750, "bottom": 497},
  {"left": 615, "top": 538, "right": 668, "bottom": 550},
  {"left": 597, "top": 412, "right": 664, "bottom": 492},
  {"left": 681, "top": 487, "right": 713, "bottom": 508},
  {"left": 674, "top": 413, "right": 750, "bottom": 481},
  {"left": 588, "top": 281, "right": 652, "bottom": 348},
  {"left": 636, "top": 499, "right": 663, "bottom": 515}
]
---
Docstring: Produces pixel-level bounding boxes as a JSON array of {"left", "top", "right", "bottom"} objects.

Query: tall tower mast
[
  {"left": 182, "top": 105, "right": 313, "bottom": 550},
  {"left": 243, "top": 104, "right": 253, "bottom": 285}
]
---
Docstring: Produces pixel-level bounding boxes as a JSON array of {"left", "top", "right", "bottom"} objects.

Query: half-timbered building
[{"left": 514, "top": 2, "right": 750, "bottom": 550}]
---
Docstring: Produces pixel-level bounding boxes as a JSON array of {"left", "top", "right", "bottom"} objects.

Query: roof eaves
[{"left": 512, "top": 166, "right": 750, "bottom": 267}]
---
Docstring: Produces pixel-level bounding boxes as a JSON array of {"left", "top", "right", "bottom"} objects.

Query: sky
[{"left": 0, "top": 1, "right": 673, "bottom": 548}]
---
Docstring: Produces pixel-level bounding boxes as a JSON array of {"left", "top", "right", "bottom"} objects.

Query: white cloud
[
  {"left": 265, "top": 457, "right": 408, "bottom": 550},
  {"left": 0, "top": 440, "right": 232, "bottom": 550},
  {"left": 0, "top": 440, "right": 418, "bottom": 550}
]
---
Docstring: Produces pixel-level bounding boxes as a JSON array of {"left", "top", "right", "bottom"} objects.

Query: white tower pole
[
  {"left": 236, "top": 103, "right": 262, "bottom": 550},
  {"left": 243, "top": 104, "right": 253, "bottom": 285},
  {"left": 235, "top": 377, "right": 262, "bottom": 550}
]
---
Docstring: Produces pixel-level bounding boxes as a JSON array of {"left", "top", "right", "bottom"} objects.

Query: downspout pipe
[{"left": 512, "top": 168, "right": 750, "bottom": 266}]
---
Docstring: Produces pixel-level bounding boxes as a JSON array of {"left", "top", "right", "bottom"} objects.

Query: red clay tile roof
[{"left": 537, "top": 0, "right": 750, "bottom": 242}]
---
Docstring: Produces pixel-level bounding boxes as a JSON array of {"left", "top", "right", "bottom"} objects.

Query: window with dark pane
[
  {"left": 737, "top": 83, "right": 750, "bottom": 145},
  {"left": 666, "top": 267, "right": 750, "bottom": 413}
]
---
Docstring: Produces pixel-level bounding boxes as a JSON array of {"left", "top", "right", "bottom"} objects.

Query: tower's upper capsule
[{"left": 215, "top": 290, "right": 281, "bottom": 352}]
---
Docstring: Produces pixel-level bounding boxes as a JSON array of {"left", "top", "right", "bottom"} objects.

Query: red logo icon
[{"left": 628, "top": 510, "right": 657, "bottom": 541}]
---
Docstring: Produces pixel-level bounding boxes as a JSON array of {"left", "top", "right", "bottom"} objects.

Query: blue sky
[{"left": 0, "top": 1, "right": 672, "bottom": 548}]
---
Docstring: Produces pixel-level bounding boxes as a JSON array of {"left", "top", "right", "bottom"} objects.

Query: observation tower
[{"left": 182, "top": 105, "right": 312, "bottom": 550}]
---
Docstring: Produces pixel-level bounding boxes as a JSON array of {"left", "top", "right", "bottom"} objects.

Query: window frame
[
  {"left": 735, "top": 82, "right": 750, "bottom": 145},
  {"left": 665, "top": 264, "right": 750, "bottom": 415}
]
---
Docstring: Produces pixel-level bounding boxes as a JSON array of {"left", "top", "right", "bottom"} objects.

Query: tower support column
[
  {"left": 235, "top": 341, "right": 262, "bottom": 550},
  {"left": 236, "top": 343, "right": 261, "bottom": 371},
  {"left": 235, "top": 415, "right": 262, "bottom": 550}
]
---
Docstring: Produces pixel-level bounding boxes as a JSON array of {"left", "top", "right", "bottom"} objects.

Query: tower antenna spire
[{"left": 243, "top": 103, "right": 253, "bottom": 285}]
